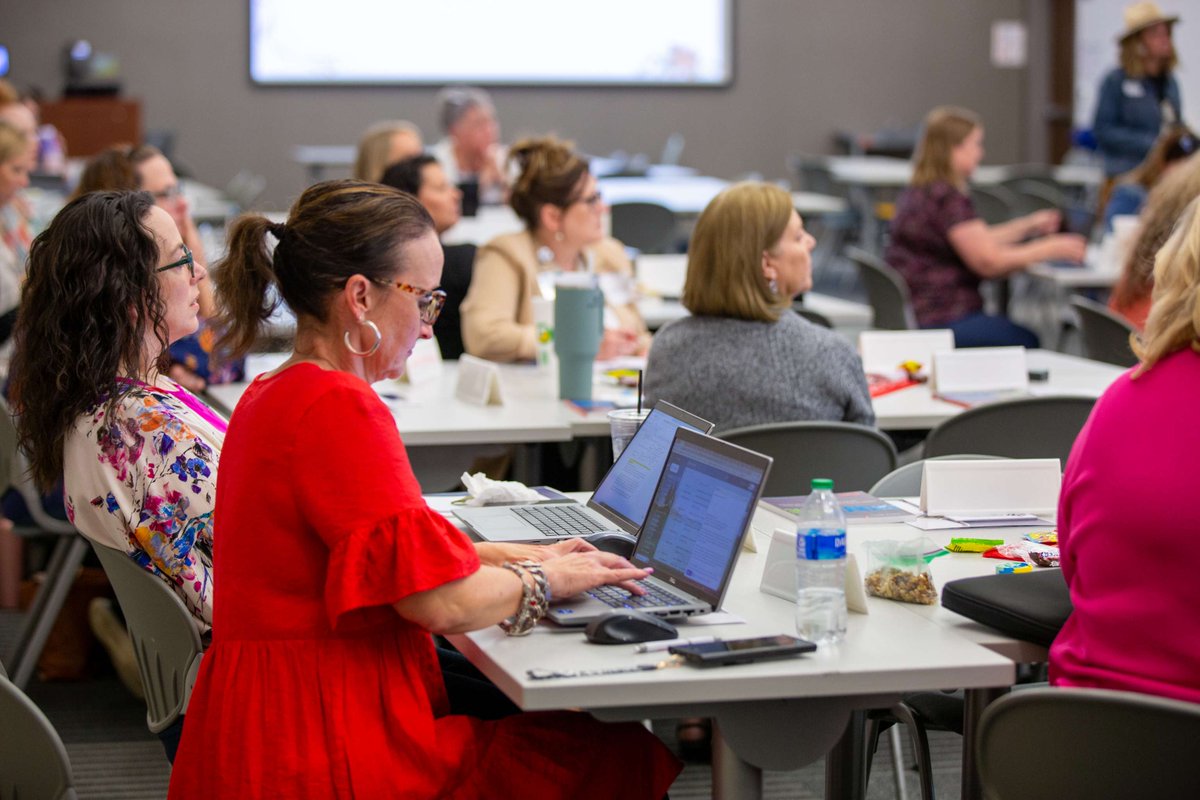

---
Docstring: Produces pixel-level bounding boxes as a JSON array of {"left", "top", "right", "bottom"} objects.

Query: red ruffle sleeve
[{"left": 292, "top": 377, "right": 481, "bottom": 630}]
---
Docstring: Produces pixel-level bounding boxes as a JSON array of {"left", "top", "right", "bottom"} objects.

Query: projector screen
[{"left": 249, "top": 0, "right": 733, "bottom": 87}]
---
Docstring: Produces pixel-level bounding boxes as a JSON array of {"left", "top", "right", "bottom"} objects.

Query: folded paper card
[
  {"left": 859, "top": 329, "right": 955, "bottom": 377},
  {"left": 402, "top": 336, "right": 444, "bottom": 385},
  {"left": 759, "top": 527, "right": 868, "bottom": 613},
  {"left": 919, "top": 458, "right": 1061, "bottom": 517},
  {"left": 932, "top": 346, "right": 1029, "bottom": 406},
  {"left": 455, "top": 354, "right": 504, "bottom": 405}
]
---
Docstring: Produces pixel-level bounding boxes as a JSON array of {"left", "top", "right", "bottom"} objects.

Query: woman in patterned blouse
[
  {"left": 885, "top": 106, "right": 1089, "bottom": 347},
  {"left": 10, "top": 190, "right": 221, "bottom": 634}
]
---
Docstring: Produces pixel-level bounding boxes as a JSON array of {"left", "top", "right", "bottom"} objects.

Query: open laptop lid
[
  {"left": 629, "top": 428, "right": 772, "bottom": 610},
  {"left": 586, "top": 400, "right": 713, "bottom": 533}
]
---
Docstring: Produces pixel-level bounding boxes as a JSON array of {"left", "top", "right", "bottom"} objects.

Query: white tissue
[{"left": 460, "top": 472, "right": 545, "bottom": 507}]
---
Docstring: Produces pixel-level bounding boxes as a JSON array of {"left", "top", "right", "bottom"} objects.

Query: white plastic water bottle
[{"left": 795, "top": 478, "right": 848, "bottom": 645}]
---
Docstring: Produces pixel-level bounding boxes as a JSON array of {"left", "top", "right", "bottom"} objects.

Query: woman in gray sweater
[{"left": 645, "top": 182, "right": 874, "bottom": 432}]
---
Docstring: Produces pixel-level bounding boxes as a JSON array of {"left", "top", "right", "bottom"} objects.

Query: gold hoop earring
[{"left": 343, "top": 319, "right": 382, "bottom": 357}]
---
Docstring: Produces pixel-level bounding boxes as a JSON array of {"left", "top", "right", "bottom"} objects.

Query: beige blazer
[{"left": 460, "top": 231, "right": 650, "bottom": 362}]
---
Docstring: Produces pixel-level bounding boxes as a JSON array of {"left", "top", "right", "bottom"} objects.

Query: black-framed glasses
[
  {"left": 156, "top": 244, "right": 195, "bottom": 279},
  {"left": 394, "top": 282, "right": 447, "bottom": 324}
]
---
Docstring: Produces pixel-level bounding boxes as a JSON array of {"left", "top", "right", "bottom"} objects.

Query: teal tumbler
[{"left": 553, "top": 285, "right": 603, "bottom": 400}]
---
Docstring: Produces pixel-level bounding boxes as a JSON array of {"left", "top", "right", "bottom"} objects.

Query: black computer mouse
[
  {"left": 583, "top": 531, "right": 638, "bottom": 558},
  {"left": 584, "top": 610, "right": 679, "bottom": 645}
]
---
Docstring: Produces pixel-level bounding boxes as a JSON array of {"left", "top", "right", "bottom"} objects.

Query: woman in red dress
[{"left": 167, "top": 180, "right": 680, "bottom": 799}]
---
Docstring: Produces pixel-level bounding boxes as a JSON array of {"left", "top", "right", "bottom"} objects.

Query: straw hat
[{"left": 1118, "top": 2, "right": 1179, "bottom": 42}]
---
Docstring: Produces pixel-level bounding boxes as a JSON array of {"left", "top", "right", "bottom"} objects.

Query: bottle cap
[{"left": 811, "top": 478, "right": 833, "bottom": 491}]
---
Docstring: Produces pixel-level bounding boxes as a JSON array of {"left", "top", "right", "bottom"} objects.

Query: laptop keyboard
[
  {"left": 512, "top": 504, "right": 614, "bottom": 537},
  {"left": 587, "top": 580, "right": 690, "bottom": 610}
]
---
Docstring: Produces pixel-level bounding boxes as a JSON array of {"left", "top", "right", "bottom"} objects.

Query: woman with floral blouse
[{"left": 9, "top": 189, "right": 219, "bottom": 758}]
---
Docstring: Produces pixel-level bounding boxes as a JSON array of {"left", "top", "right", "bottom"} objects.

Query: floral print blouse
[{"left": 64, "top": 379, "right": 226, "bottom": 633}]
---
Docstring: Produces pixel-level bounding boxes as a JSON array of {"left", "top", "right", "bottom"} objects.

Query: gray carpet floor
[{"left": 4, "top": 606, "right": 968, "bottom": 799}]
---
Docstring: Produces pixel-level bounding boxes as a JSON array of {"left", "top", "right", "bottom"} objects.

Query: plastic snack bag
[{"left": 862, "top": 537, "right": 945, "bottom": 605}]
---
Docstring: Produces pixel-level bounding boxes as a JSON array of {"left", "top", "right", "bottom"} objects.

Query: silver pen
[{"left": 634, "top": 635, "right": 718, "bottom": 653}]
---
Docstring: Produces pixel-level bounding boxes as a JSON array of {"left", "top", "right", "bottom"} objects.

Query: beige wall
[{"left": 5, "top": 0, "right": 1037, "bottom": 208}]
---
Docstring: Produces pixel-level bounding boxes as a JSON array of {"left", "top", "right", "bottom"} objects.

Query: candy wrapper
[
  {"left": 981, "top": 540, "right": 1060, "bottom": 568},
  {"left": 863, "top": 537, "right": 946, "bottom": 605}
]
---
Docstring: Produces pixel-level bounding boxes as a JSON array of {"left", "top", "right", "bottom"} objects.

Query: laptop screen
[
  {"left": 588, "top": 401, "right": 711, "bottom": 532},
  {"left": 631, "top": 429, "right": 771, "bottom": 606}
]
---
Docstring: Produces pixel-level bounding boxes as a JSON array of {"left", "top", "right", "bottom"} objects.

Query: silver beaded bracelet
[{"left": 499, "top": 560, "right": 549, "bottom": 636}]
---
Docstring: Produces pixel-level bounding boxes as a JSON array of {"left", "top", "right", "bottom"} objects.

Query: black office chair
[
  {"left": 792, "top": 305, "right": 833, "bottom": 329},
  {"left": 846, "top": 246, "right": 916, "bottom": 330},
  {"left": 969, "top": 185, "right": 1020, "bottom": 225},
  {"left": 978, "top": 687, "right": 1200, "bottom": 800},
  {"left": 1069, "top": 295, "right": 1138, "bottom": 368},
  {"left": 718, "top": 421, "right": 897, "bottom": 496},
  {"left": 609, "top": 202, "right": 679, "bottom": 254},
  {"left": 923, "top": 395, "right": 1096, "bottom": 464}
]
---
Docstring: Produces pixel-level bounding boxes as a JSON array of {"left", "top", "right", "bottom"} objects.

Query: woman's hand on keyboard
[
  {"left": 476, "top": 538, "right": 598, "bottom": 567},
  {"left": 542, "top": 551, "right": 652, "bottom": 600}
]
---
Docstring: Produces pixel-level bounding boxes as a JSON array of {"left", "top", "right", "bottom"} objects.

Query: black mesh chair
[
  {"left": 1069, "top": 295, "right": 1138, "bottom": 368},
  {"left": 923, "top": 395, "right": 1096, "bottom": 464},
  {"left": 846, "top": 246, "right": 916, "bottom": 330},
  {"left": 718, "top": 421, "right": 897, "bottom": 496},
  {"left": 609, "top": 202, "right": 679, "bottom": 254},
  {"left": 979, "top": 687, "right": 1200, "bottom": 800}
]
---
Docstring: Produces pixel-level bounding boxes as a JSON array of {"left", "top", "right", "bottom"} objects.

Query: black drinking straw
[{"left": 636, "top": 370, "right": 643, "bottom": 413}]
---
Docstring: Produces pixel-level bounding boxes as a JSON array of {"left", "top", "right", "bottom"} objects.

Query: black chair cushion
[{"left": 941, "top": 569, "right": 1072, "bottom": 649}]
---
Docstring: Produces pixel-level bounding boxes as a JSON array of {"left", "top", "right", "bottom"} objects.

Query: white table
[
  {"left": 826, "top": 158, "right": 1102, "bottom": 191},
  {"left": 207, "top": 350, "right": 1123, "bottom": 449},
  {"left": 634, "top": 253, "right": 873, "bottom": 338},
  {"left": 441, "top": 205, "right": 525, "bottom": 247},
  {"left": 598, "top": 175, "right": 847, "bottom": 217},
  {"left": 291, "top": 144, "right": 356, "bottom": 182},
  {"left": 870, "top": 350, "right": 1124, "bottom": 430},
  {"left": 446, "top": 506, "right": 1044, "bottom": 799}
]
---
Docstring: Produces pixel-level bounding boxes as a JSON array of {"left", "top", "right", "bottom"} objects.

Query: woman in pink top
[{"left": 1051, "top": 194, "right": 1200, "bottom": 703}]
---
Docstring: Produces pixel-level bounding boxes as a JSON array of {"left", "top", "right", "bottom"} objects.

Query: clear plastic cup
[{"left": 607, "top": 408, "right": 650, "bottom": 459}]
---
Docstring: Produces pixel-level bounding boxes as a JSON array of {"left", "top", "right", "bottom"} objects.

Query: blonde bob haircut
[
  {"left": 1132, "top": 195, "right": 1200, "bottom": 375},
  {"left": 912, "top": 106, "right": 981, "bottom": 190},
  {"left": 682, "top": 182, "right": 794, "bottom": 322},
  {"left": 353, "top": 120, "right": 422, "bottom": 183}
]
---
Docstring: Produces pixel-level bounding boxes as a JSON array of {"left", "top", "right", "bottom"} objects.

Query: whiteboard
[
  {"left": 250, "top": 0, "right": 732, "bottom": 87},
  {"left": 1075, "top": 0, "right": 1196, "bottom": 129}
]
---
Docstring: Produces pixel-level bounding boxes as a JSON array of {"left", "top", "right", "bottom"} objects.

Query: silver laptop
[
  {"left": 547, "top": 428, "right": 773, "bottom": 626},
  {"left": 453, "top": 401, "right": 712, "bottom": 543}
]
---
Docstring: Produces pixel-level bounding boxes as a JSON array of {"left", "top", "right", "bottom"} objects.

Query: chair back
[
  {"left": 978, "top": 687, "right": 1200, "bottom": 800},
  {"left": 0, "top": 398, "right": 75, "bottom": 537},
  {"left": 90, "top": 544, "right": 204, "bottom": 735},
  {"left": 609, "top": 202, "right": 679, "bottom": 255},
  {"left": 1069, "top": 295, "right": 1138, "bottom": 368},
  {"left": 923, "top": 395, "right": 1095, "bottom": 464},
  {"left": 718, "top": 421, "right": 897, "bottom": 496},
  {"left": 792, "top": 305, "right": 833, "bottom": 329},
  {"left": 869, "top": 454, "right": 1004, "bottom": 497},
  {"left": 0, "top": 675, "right": 78, "bottom": 800},
  {"left": 969, "top": 185, "right": 1020, "bottom": 225},
  {"left": 846, "top": 246, "right": 916, "bottom": 330}
]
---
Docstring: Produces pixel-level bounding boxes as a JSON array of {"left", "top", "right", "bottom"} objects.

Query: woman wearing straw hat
[{"left": 1093, "top": 2, "right": 1184, "bottom": 179}]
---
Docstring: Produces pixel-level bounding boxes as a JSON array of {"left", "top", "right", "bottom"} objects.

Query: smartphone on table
[{"left": 669, "top": 635, "right": 816, "bottom": 667}]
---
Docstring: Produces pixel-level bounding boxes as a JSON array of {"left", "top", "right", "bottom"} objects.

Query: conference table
[
  {"left": 206, "top": 349, "right": 1124, "bottom": 445},
  {"left": 597, "top": 174, "right": 848, "bottom": 217},
  {"left": 444, "top": 499, "right": 1060, "bottom": 799}
]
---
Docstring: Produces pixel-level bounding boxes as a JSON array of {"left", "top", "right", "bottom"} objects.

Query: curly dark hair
[{"left": 9, "top": 190, "right": 170, "bottom": 491}]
